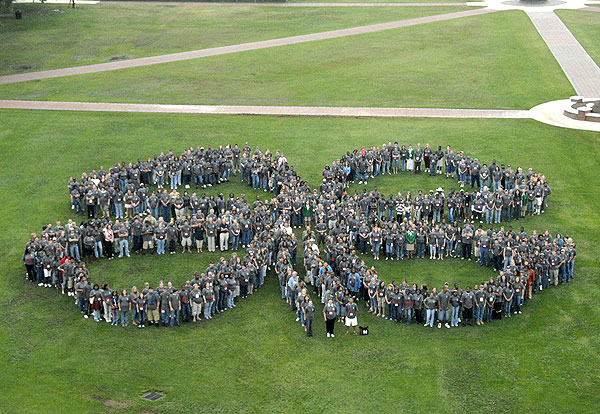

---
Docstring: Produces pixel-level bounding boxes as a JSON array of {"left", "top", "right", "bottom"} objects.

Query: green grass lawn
[
  {"left": 0, "top": 10, "right": 573, "bottom": 109},
  {"left": 556, "top": 9, "right": 600, "bottom": 67},
  {"left": 1, "top": 109, "right": 599, "bottom": 413},
  {"left": 0, "top": 3, "right": 473, "bottom": 76}
]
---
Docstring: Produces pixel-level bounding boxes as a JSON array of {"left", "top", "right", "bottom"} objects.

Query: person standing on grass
[
  {"left": 493, "top": 280, "right": 504, "bottom": 320},
  {"left": 191, "top": 284, "right": 203, "bottom": 322},
  {"left": 385, "top": 284, "right": 395, "bottom": 321},
  {"left": 424, "top": 292, "right": 437, "bottom": 328},
  {"left": 204, "top": 217, "right": 217, "bottom": 253},
  {"left": 110, "top": 290, "right": 120, "bottom": 326},
  {"left": 118, "top": 289, "right": 131, "bottom": 327},
  {"left": 169, "top": 288, "right": 181, "bottom": 327},
  {"left": 525, "top": 262, "right": 535, "bottom": 300},
  {"left": 449, "top": 290, "right": 460, "bottom": 327},
  {"left": 513, "top": 277, "right": 524, "bottom": 315},
  {"left": 368, "top": 277, "right": 378, "bottom": 314},
  {"left": 485, "top": 286, "right": 495, "bottom": 323},
  {"left": 160, "top": 286, "right": 171, "bottom": 326},
  {"left": 117, "top": 224, "right": 130, "bottom": 258},
  {"left": 91, "top": 284, "right": 103, "bottom": 322},
  {"left": 461, "top": 224, "right": 473, "bottom": 261},
  {"left": 400, "top": 288, "right": 410, "bottom": 324},
  {"left": 347, "top": 271, "right": 361, "bottom": 300},
  {"left": 103, "top": 224, "right": 114, "bottom": 260},
  {"left": 75, "top": 276, "right": 89, "bottom": 318},
  {"left": 405, "top": 226, "right": 415, "bottom": 260},
  {"left": 288, "top": 271, "right": 299, "bottom": 312},
  {"left": 166, "top": 221, "right": 178, "bottom": 255},
  {"left": 137, "top": 292, "right": 146, "bottom": 328},
  {"left": 146, "top": 286, "right": 160, "bottom": 327},
  {"left": 203, "top": 281, "right": 214, "bottom": 320},
  {"left": 345, "top": 297, "right": 358, "bottom": 335},
  {"left": 376, "top": 280, "right": 386, "bottom": 318},
  {"left": 371, "top": 225, "right": 382, "bottom": 261},
  {"left": 142, "top": 220, "right": 154, "bottom": 255},
  {"left": 412, "top": 288, "right": 423, "bottom": 324},
  {"left": 324, "top": 298, "right": 337, "bottom": 338},
  {"left": 100, "top": 284, "right": 111, "bottom": 323},
  {"left": 474, "top": 284, "right": 486, "bottom": 326},
  {"left": 334, "top": 286, "right": 345, "bottom": 324},
  {"left": 68, "top": 229, "right": 81, "bottom": 263},
  {"left": 460, "top": 286, "right": 475, "bottom": 326},
  {"left": 437, "top": 285, "right": 450, "bottom": 329},
  {"left": 503, "top": 282, "right": 514, "bottom": 318},
  {"left": 304, "top": 299, "right": 315, "bottom": 337}
]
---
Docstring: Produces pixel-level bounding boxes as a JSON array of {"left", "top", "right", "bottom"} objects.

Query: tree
[{"left": 0, "top": 0, "right": 13, "bottom": 14}]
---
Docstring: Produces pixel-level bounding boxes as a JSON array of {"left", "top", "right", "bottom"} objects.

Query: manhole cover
[{"left": 141, "top": 391, "right": 165, "bottom": 402}]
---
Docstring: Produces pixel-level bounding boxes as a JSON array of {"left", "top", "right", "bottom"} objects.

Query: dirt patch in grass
[
  {"left": 108, "top": 54, "right": 131, "bottom": 62},
  {"left": 92, "top": 396, "right": 130, "bottom": 409}
]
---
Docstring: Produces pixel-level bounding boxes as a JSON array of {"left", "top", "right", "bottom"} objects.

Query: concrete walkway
[
  {"left": 0, "top": 99, "right": 530, "bottom": 118},
  {"left": 0, "top": 8, "right": 493, "bottom": 86},
  {"left": 527, "top": 11, "right": 600, "bottom": 97},
  {"left": 7, "top": 99, "right": 600, "bottom": 133},
  {"left": 581, "top": 6, "right": 600, "bottom": 12},
  {"left": 530, "top": 99, "right": 600, "bottom": 132}
]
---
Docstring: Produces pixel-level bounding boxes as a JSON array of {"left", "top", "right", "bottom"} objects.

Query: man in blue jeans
[
  {"left": 118, "top": 224, "right": 130, "bottom": 258},
  {"left": 474, "top": 285, "right": 486, "bottom": 325},
  {"left": 287, "top": 272, "right": 299, "bottom": 311},
  {"left": 160, "top": 289, "right": 171, "bottom": 326},
  {"left": 424, "top": 293, "right": 437, "bottom": 327},
  {"left": 450, "top": 290, "right": 461, "bottom": 327},
  {"left": 68, "top": 230, "right": 81, "bottom": 262},
  {"left": 75, "top": 276, "right": 89, "bottom": 318},
  {"left": 203, "top": 283, "right": 213, "bottom": 320},
  {"left": 437, "top": 285, "right": 451, "bottom": 328},
  {"left": 118, "top": 290, "right": 131, "bottom": 327}
]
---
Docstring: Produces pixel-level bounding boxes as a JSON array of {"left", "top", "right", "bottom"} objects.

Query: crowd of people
[
  {"left": 281, "top": 143, "right": 574, "bottom": 336},
  {"left": 23, "top": 142, "right": 575, "bottom": 335},
  {"left": 23, "top": 144, "right": 300, "bottom": 326}
]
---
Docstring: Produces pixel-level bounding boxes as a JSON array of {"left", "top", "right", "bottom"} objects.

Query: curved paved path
[
  {"left": 0, "top": 99, "right": 530, "bottom": 118},
  {"left": 0, "top": 8, "right": 494, "bottom": 86},
  {"left": 528, "top": 11, "right": 600, "bottom": 97}
]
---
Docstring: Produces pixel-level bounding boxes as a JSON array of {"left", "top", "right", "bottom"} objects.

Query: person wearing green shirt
[
  {"left": 302, "top": 201, "right": 313, "bottom": 227},
  {"left": 405, "top": 228, "right": 415, "bottom": 259}
]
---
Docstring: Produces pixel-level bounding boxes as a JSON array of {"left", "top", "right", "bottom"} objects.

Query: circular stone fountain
[{"left": 564, "top": 96, "right": 600, "bottom": 123}]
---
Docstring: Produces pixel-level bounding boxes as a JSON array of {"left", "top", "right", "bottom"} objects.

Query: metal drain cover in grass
[{"left": 141, "top": 391, "right": 165, "bottom": 402}]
